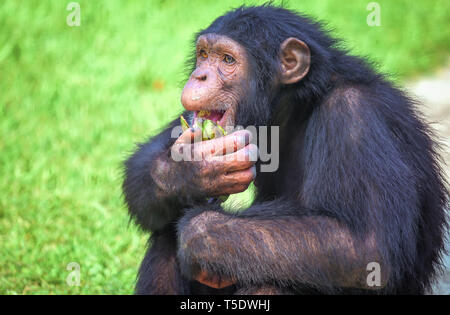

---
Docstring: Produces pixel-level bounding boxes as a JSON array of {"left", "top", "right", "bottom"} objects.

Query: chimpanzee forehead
[{"left": 196, "top": 33, "right": 246, "bottom": 54}]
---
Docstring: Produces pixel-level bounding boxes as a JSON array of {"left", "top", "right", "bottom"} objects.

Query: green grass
[{"left": 0, "top": 0, "right": 449, "bottom": 294}]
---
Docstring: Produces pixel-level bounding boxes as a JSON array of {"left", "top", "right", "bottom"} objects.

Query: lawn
[{"left": 0, "top": 0, "right": 449, "bottom": 294}]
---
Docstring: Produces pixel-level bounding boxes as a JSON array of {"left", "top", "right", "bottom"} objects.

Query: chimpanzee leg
[{"left": 136, "top": 225, "right": 189, "bottom": 295}]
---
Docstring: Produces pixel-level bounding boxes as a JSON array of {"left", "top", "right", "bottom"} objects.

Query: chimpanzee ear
[{"left": 279, "top": 37, "right": 310, "bottom": 84}]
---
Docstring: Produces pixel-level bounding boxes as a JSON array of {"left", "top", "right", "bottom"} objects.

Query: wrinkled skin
[{"left": 181, "top": 34, "right": 248, "bottom": 128}]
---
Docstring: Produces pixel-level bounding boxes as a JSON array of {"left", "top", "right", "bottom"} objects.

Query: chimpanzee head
[{"left": 181, "top": 5, "right": 336, "bottom": 128}]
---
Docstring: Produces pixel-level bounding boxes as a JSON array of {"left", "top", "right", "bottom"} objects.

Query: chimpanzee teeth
[
  {"left": 195, "top": 110, "right": 226, "bottom": 123},
  {"left": 197, "top": 110, "right": 211, "bottom": 118}
]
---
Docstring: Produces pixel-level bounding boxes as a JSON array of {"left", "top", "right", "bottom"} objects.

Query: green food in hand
[
  {"left": 180, "top": 115, "right": 227, "bottom": 140},
  {"left": 180, "top": 115, "right": 229, "bottom": 202},
  {"left": 180, "top": 115, "right": 190, "bottom": 132}
]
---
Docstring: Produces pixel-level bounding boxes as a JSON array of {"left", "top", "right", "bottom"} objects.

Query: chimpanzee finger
[
  {"left": 193, "top": 130, "right": 252, "bottom": 158},
  {"left": 222, "top": 165, "right": 256, "bottom": 185},
  {"left": 195, "top": 270, "right": 235, "bottom": 289},
  {"left": 220, "top": 182, "right": 253, "bottom": 196},
  {"left": 174, "top": 126, "right": 203, "bottom": 145},
  {"left": 207, "top": 166, "right": 255, "bottom": 195},
  {"left": 208, "top": 144, "right": 258, "bottom": 172}
]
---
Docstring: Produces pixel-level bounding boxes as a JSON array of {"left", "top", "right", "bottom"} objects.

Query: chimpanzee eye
[
  {"left": 199, "top": 50, "right": 208, "bottom": 59},
  {"left": 223, "top": 54, "right": 235, "bottom": 64}
]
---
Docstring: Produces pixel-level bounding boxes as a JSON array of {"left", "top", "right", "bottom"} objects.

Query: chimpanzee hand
[
  {"left": 195, "top": 270, "right": 235, "bottom": 289},
  {"left": 150, "top": 127, "right": 257, "bottom": 199}
]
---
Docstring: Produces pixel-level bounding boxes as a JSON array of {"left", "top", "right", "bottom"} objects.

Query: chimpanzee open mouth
[{"left": 194, "top": 109, "right": 230, "bottom": 127}]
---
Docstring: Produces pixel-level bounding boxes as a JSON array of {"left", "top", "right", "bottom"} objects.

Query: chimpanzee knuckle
[
  {"left": 230, "top": 135, "right": 239, "bottom": 154},
  {"left": 212, "top": 138, "right": 226, "bottom": 156},
  {"left": 218, "top": 134, "right": 236, "bottom": 155},
  {"left": 215, "top": 137, "right": 230, "bottom": 156},
  {"left": 205, "top": 141, "right": 219, "bottom": 158},
  {"left": 229, "top": 132, "right": 248, "bottom": 152},
  {"left": 202, "top": 147, "right": 214, "bottom": 162}
]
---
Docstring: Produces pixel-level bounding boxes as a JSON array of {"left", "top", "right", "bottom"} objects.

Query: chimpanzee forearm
[
  {"left": 122, "top": 116, "right": 198, "bottom": 232},
  {"left": 177, "top": 200, "right": 390, "bottom": 292}
]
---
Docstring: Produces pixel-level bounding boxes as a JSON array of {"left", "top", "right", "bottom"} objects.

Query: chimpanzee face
[
  {"left": 181, "top": 32, "right": 310, "bottom": 128},
  {"left": 181, "top": 34, "right": 249, "bottom": 128}
]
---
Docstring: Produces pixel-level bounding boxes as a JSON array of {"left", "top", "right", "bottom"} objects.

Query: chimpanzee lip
[{"left": 194, "top": 109, "right": 226, "bottom": 126}]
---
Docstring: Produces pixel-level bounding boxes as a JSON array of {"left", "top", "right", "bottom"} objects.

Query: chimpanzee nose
[{"left": 192, "top": 68, "right": 209, "bottom": 81}]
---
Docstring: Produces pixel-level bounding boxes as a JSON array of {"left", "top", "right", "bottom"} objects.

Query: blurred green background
[{"left": 0, "top": 0, "right": 449, "bottom": 294}]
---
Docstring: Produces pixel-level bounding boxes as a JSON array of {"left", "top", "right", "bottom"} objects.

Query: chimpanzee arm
[
  {"left": 123, "top": 111, "right": 256, "bottom": 233},
  {"left": 177, "top": 203, "right": 389, "bottom": 292},
  {"left": 123, "top": 115, "right": 190, "bottom": 232},
  {"left": 177, "top": 87, "right": 421, "bottom": 292}
]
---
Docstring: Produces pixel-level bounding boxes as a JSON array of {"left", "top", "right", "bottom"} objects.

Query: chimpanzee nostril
[
  {"left": 194, "top": 73, "right": 207, "bottom": 81},
  {"left": 192, "top": 68, "right": 209, "bottom": 82}
]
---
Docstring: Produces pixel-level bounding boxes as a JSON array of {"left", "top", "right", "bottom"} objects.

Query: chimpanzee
[{"left": 122, "top": 5, "right": 448, "bottom": 294}]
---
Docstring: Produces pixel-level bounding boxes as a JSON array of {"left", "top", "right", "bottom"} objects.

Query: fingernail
[
  {"left": 237, "top": 135, "right": 247, "bottom": 146},
  {"left": 251, "top": 166, "right": 257, "bottom": 178}
]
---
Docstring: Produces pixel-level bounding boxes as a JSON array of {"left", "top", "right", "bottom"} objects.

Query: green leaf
[{"left": 180, "top": 115, "right": 190, "bottom": 132}]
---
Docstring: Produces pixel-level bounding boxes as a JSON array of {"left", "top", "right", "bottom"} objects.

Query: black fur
[{"left": 122, "top": 5, "right": 448, "bottom": 294}]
